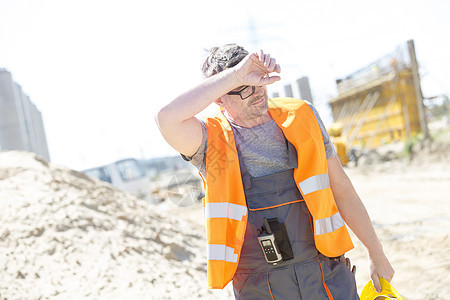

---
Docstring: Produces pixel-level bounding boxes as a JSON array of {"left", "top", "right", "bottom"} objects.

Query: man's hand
[
  {"left": 369, "top": 252, "right": 395, "bottom": 292},
  {"left": 234, "top": 50, "right": 281, "bottom": 87}
]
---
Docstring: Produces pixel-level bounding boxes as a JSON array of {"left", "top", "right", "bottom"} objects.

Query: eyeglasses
[{"left": 227, "top": 86, "right": 256, "bottom": 100}]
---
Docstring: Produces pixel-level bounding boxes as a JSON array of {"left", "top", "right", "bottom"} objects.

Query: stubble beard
[{"left": 247, "top": 93, "right": 269, "bottom": 118}]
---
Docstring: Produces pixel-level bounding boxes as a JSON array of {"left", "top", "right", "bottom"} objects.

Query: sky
[{"left": 0, "top": 0, "right": 449, "bottom": 170}]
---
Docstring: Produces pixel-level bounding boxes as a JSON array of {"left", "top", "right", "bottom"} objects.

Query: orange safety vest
[{"left": 202, "top": 97, "right": 354, "bottom": 289}]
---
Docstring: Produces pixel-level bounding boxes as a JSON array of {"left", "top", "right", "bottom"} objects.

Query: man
[{"left": 156, "top": 44, "right": 394, "bottom": 299}]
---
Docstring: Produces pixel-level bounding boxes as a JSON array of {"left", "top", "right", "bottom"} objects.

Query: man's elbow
[{"left": 155, "top": 106, "right": 172, "bottom": 131}]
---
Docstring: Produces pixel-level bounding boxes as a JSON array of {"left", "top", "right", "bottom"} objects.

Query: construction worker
[{"left": 156, "top": 44, "right": 394, "bottom": 299}]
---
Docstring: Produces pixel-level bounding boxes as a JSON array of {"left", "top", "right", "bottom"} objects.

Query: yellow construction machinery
[{"left": 328, "top": 40, "right": 429, "bottom": 164}]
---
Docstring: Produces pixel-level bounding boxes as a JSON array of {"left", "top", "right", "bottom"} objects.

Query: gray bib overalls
[{"left": 232, "top": 142, "right": 359, "bottom": 300}]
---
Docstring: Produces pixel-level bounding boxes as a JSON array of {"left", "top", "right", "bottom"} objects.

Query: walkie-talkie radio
[{"left": 257, "top": 218, "right": 283, "bottom": 264}]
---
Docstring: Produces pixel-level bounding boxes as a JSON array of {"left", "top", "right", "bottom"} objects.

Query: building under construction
[{"left": 329, "top": 40, "right": 428, "bottom": 153}]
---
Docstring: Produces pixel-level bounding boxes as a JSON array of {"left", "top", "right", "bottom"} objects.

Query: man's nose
[{"left": 255, "top": 86, "right": 265, "bottom": 95}]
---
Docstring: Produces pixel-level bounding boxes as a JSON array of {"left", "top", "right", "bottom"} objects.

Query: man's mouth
[{"left": 250, "top": 95, "right": 265, "bottom": 106}]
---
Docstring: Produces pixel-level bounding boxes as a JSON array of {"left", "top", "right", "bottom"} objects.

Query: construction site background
[{"left": 327, "top": 40, "right": 449, "bottom": 166}]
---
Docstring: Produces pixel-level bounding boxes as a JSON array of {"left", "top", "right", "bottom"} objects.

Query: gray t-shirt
[{"left": 183, "top": 102, "right": 336, "bottom": 179}]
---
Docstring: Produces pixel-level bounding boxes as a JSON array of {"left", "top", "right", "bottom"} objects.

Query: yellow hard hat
[{"left": 360, "top": 277, "right": 404, "bottom": 300}]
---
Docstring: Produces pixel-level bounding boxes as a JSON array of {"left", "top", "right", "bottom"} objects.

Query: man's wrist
[
  {"left": 367, "top": 245, "right": 385, "bottom": 258},
  {"left": 233, "top": 68, "right": 244, "bottom": 86},
  {"left": 214, "top": 68, "right": 243, "bottom": 93}
]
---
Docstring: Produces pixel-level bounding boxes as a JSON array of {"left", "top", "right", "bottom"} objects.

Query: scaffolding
[{"left": 329, "top": 40, "right": 428, "bottom": 150}]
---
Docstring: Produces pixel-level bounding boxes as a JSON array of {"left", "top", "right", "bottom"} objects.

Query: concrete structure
[
  {"left": 296, "top": 76, "right": 314, "bottom": 104},
  {"left": 0, "top": 68, "right": 50, "bottom": 161},
  {"left": 270, "top": 77, "right": 313, "bottom": 102},
  {"left": 283, "top": 84, "right": 294, "bottom": 97}
]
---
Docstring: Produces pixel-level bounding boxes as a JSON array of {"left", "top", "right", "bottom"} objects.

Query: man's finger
[
  {"left": 264, "top": 54, "right": 271, "bottom": 67},
  {"left": 260, "top": 75, "right": 281, "bottom": 85},
  {"left": 267, "top": 58, "right": 277, "bottom": 72},
  {"left": 258, "top": 50, "right": 264, "bottom": 62},
  {"left": 274, "top": 63, "right": 281, "bottom": 73},
  {"left": 371, "top": 275, "right": 382, "bottom": 293}
]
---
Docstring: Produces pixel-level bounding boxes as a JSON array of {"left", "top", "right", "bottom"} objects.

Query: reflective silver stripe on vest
[
  {"left": 205, "top": 202, "right": 247, "bottom": 221},
  {"left": 298, "top": 173, "right": 330, "bottom": 195},
  {"left": 207, "top": 244, "right": 238, "bottom": 263},
  {"left": 315, "top": 212, "right": 345, "bottom": 235}
]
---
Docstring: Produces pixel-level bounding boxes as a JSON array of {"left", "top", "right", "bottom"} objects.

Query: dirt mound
[
  {"left": 0, "top": 151, "right": 231, "bottom": 299},
  {"left": 350, "top": 140, "right": 450, "bottom": 174}
]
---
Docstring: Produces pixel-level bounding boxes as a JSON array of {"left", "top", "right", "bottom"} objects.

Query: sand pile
[{"left": 0, "top": 151, "right": 232, "bottom": 300}]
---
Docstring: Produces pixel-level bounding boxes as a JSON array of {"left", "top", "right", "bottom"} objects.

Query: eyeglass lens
[{"left": 240, "top": 86, "right": 255, "bottom": 99}]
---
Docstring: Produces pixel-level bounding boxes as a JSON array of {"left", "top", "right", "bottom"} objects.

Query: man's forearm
[
  {"left": 158, "top": 68, "right": 240, "bottom": 123},
  {"left": 335, "top": 189, "right": 384, "bottom": 256},
  {"left": 327, "top": 156, "right": 384, "bottom": 255}
]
